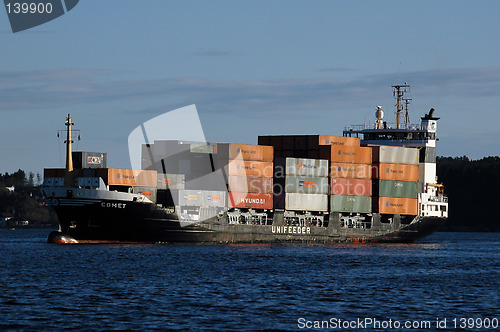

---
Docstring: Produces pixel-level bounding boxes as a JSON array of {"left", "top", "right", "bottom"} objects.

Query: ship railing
[{"left": 344, "top": 123, "right": 422, "bottom": 131}]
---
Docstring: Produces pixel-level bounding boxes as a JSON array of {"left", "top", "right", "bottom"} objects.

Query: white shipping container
[
  {"left": 274, "top": 158, "right": 329, "bottom": 177},
  {"left": 371, "top": 146, "right": 419, "bottom": 165},
  {"left": 285, "top": 193, "right": 328, "bottom": 211}
]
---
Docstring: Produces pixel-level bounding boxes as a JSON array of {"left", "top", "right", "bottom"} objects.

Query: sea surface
[{"left": 0, "top": 229, "right": 498, "bottom": 331}]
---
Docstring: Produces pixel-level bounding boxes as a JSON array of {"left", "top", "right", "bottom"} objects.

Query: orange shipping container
[
  {"left": 372, "top": 163, "right": 419, "bottom": 182},
  {"left": 228, "top": 192, "right": 273, "bottom": 209},
  {"left": 218, "top": 143, "right": 273, "bottom": 162},
  {"left": 375, "top": 197, "right": 418, "bottom": 215},
  {"left": 315, "top": 135, "right": 360, "bottom": 147},
  {"left": 319, "top": 145, "right": 372, "bottom": 164},
  {"left": 105, "top": 169, "right": 157, "bottom": 187},
  {"left": 330, "top": 178, "right": 372, "bottom": 196},
  {"left": 226, "top": 160, "right": 273, "bottom": 177},
  {"left": 330, "top": 163, "right": 372, "bottom": 179}
]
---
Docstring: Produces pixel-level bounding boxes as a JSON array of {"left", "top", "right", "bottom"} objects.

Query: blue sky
[{"left": 1, "top": 0, "right": 499, "bottom": 175}]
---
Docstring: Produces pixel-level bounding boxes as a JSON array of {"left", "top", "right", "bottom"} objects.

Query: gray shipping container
[
  {"left": 330, "top": 195, "right": 372, "bottom": 213},
  {"left": 177, "top": 189, "right": 203, "bottom": 206},
  {"left": 419, "top": 147, "right": 436, "bottom": 163},
  {"left": 284, "top": 193, "right": 328, "bottom": 211},
  {"left": 157, "top": 174, "right": 185, "bottom": 190},
  {"left": 201, "top": 190, "right": 227, "bottom": 208},
  {"left": 190, "top": 144, "right": 216, "bottom": 154},
  {"left": 132, "top": 186, "right": 158, "bottom": 203},
  {"left": 278, "top": 176, "right": 329, "bottom": 195},
  {"left": 375, "top": 180, "right": 418, "bottom": 199},
  {"left": 371, "top": 146, "right": 419, "bottom": 165},
  {"left": 274, "top": 157, "right": 328, "bottom": 178},
  {"left": 73, "top": 151, "right": 107, "bottom": 169}
]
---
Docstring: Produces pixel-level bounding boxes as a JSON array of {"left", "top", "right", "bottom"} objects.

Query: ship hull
[{"left": 45, "top": 188, "right": 445, "bottom": 244}]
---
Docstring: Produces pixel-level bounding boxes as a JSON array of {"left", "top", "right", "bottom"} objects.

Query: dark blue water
[{"left": 0, "top": 230, "right": 498, "bottom": 331}]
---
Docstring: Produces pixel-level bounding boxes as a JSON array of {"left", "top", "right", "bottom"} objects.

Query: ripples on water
[{"left": 0, "top": 230, "right": 498, "bottom": 331}]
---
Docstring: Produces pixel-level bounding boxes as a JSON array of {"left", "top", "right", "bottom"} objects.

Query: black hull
[{"left": 50, "top": 197, "right": 446, "bottom": 244}]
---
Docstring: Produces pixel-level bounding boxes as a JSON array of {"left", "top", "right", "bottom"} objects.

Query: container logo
[
  {"left": 208, "top": 195, "right": 221, "bottom": 201},
  {"left": 87, "top": 156, "right": 101, "bottom": 164},
  {"left": 299, "top": 181, "right": 315, "bottom": 188},
  {"left": 236, "top": 147, "right": 241, "bottom": 153},
  {"left": 338, "top": 150, "right": 342, "bottom": 155},
  {"left": 183, "top": 194, "right": 198, "bottom": 200},
  {"left": 386, "top": 202, "right": 389, "bottom": 207},
  {"left": 117, "top": 173, "right": 121, "bottom": 179}
]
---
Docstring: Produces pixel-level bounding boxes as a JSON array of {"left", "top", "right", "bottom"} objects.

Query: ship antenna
[
  {"left": 392, "top": 83, "right": 410, "bottom": 129},
  {"left": 403, "top": 97, "right": 412, "bottom": 128},
  {"left": 64, "top": 114, "right": 75, "bottom": 186}
]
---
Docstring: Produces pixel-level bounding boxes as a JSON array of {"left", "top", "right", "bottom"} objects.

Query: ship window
[{"left": 440, "top": 205, "right": 447, "bottom": 212}]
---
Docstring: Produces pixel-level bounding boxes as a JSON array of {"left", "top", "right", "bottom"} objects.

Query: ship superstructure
[{"left": 343, "top": 84, "right": 448, "bottom": 220}]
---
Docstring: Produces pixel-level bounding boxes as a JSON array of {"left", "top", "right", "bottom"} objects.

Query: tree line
[
  {"left": 0, "top": 170, "right": 57, "bottom": 227},
  {"left": 437, "top": 156, "right": 500, "bottom": 232}
]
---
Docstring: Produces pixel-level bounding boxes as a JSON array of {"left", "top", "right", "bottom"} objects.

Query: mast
[
  {"left": 64, "top": 114, "right": 74, "bottom": 186},
  {"left": 392, "top": 83, "right": 410, "bottom": 129}
]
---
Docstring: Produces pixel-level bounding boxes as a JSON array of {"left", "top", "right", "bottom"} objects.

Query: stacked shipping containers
[
  {"left": 218, "top": 143, "right": 274, "bottom": 210},
  {"left": 319, "top": 142, "right": 373, "bottom": 213},
  {"left": 258, "top": 135, "right": 360, "bottom": 159},
  {"left": 273, "top": 157, "right": 329, "bottom": 212},
  {"left": 370, "top": 146, "right": 419, "bottom": 215}
]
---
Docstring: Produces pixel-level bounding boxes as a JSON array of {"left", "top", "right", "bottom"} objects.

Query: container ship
[{"left": 42, "top": 84, "right": 448, "bottom": 244}]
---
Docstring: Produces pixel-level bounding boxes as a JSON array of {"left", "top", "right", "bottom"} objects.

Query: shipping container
[
  {"left": 330, "top": 163, "right": 372, "bottom": 179},
  {"left": 157, "top": 174, "right": 185, "bottom": 190},
  {"left": 190, "top": 144, "right": 216, "bottom": 154},
  {"left": 294, "top": 135, "right": 308, "bottom": 150},
  {"left": 132, "top": 186, "right": 157, "bottom": 203},
  {"left": 330, "top": 195, "right": 372, "bottom": 213},
  {"left": 330, "top": 178, "right": 372, "bottom": 196},
  {"left": 257, "top": 136, "right": 270, "bottom": 146},
  {"left": 184, "top": 171, "right": 227, "bottom": 191},
  {"left": 274, "top": 193, "right": 328, "bottom": 212},
  {"left": 313, "top": 135, "right": 360, "bottom": 148},
  {"left": 375, "top": 180, "right": 418, "bottom": 199},
  {"left": 319, "top": 145, "right": 372, "bottom": 164},
  {"left": 176, "top": 189, "right": 203, "bottom": 206},
  {"left": 72, "top": 151, "right": 107, "bottom": 169},
  {"left": 201, "top": 190, "right": 226, "bottom": 208},
  {"left": 228, "top": 192, "right": 273, "bottom": 209},
  {"left": 369, "top": 145, "right": 419, "bottom": 165},
  {"left": 227, "top": 176, "right": 273, "bottom": 194},
  {"left": 226, "top": 160, "right": 273, "bottom": 177},
  {"left": 217, "top": 143, "right": 273, "bottom": 162},
  {"left": 419, "top": 147, "right": 436, "bottom": 163},
  {"left": 44, "top": 168, "right": 66, "bottom": 178},
  {"left": 274, "top": 176, "right": 329, "bottom": 195},
  {"left": 374, "top": 197, "right": 418, "bottom": 215},
  {"left": 96, "top": 169, "right": 157, "bottom": 187},
  {"left": 269, "top": 136, "right": 283, "bottom": 150},
  {"left": 274, "top": 158, "right": 328, "bottom": 178},
  {"left": 282, "top": 136, "right": 295, "bottom": 150},
  {"left": 372, "top": 163, "right": 419, "bottom": 182}
]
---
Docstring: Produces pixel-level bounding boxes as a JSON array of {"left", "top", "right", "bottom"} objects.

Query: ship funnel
[
  {"left": 375, "top": 106, "right": 384, "bottom": 129},
  {"left": 428, "top": 108, "right": 435, "bottom": 118}
]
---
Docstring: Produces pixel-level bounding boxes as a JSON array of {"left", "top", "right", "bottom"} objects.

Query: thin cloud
[{"left": 1, "top": 67, "right": 500, "bottom": 116}]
